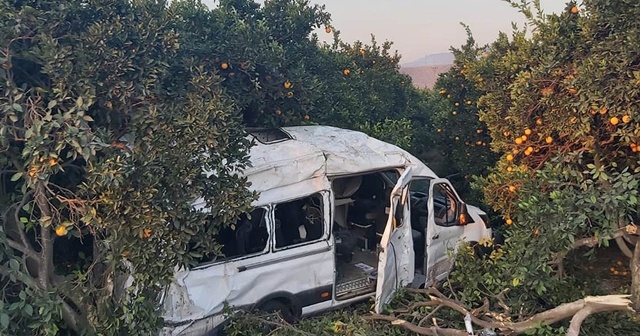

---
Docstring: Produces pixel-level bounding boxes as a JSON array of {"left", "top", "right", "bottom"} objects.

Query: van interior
[
  {"left": 331, "top": 170, "right": 399, "bottom": 300},
  {"left": 331, "top": 170, "right": 433, "bottom": 300}
]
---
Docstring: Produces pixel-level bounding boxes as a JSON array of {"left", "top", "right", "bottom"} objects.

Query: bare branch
[
  {"left": 373, "top": 288, "right": 634, "bottom": 336},
  {"left": 366, "top": 314, "right": 469, "bottom": 336},
  {"left": 3, "top": 190, "right": 35, "bottom": 250},
  {"left": 5, "top": 238, "right": 39, "bottom": 261},
  {"left": 550, "top": 227, "right": 636, "bottom": 274},
  {"left": 59, "top": 295, "right": 90, "bottom": 334},
  {"left": 418, "top": 304, "right": 443, "bottom": 327},
  {"left": 34, "top": 184, "right": 54, "bottom": 290},
  {"left": 565, "top": 296, "right": 634, "bottom": 336}
]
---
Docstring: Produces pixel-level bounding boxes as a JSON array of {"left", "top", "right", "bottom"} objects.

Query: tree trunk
[{"left": 631, "top": 239, "right": 640, "bottom": 311}]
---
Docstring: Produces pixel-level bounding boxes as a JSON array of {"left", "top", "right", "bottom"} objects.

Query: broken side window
[
  {"left": 433, "top": 184, "right": 458, "bottom": 227},
  {"left": 198, "top": 208, "right": 268, "bottom": 264},
  {"left": 274, "top": 193, "right": 324, "bottom": 249}
]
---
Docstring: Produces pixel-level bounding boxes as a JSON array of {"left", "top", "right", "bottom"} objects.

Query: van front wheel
[{"left": 258, "top": 300, "right": 295, "bottom": 324}]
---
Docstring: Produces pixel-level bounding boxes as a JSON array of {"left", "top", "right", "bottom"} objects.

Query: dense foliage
[
  {"left": 5, "top": 0, "right": 639, "bottom": 334},
  {"left": 443, "top": 0, "right": 640, "bottom": 333},
  {"left": 0, "top": 0, "right": 439, "bottom": 334},
  {"left": 229, "top": 0, "right": 640, "bottom": 334},
  {"left": 0, "top": 0, "right": 257, "bottom": 334}
]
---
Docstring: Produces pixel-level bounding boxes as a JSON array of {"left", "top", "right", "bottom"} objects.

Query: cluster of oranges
[
  {"left": 282, "top": 81, "right": 295, "bottom": 99},
  {"left": 275, "top": 82, "right": 310, "bottom": 120},
  {"left": 609, "top": 115, "right": 632, "bottom": 125},
  {"left": 590, "top": 107, "right": 633, "bottom": 126},
  {"left": 28, "top": 157, "right": 59, "bottom": 178},
  {"left": 507, "top": 127, "right": 555, "bottom": 162},
  {"left": 609, "top": 260, "right": 629, "bottom": 276},
  {"left": 465, "top": 140, "right": 487, "bottom": 147}
]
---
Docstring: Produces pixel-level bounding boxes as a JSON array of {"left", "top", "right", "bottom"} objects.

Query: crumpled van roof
[{"left": 244, "top": 126, "right": 437, "bottom": 194}]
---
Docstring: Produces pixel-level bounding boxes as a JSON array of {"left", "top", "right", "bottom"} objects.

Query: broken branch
[
  {"left": 366, "top": 314, "right": 469, "bottom": 336},
  {"left": 373, "top": 287, "right": 633, "bottom": 336}
]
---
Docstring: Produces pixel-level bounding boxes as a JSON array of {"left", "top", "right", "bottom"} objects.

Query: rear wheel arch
[{"left": 253, "top": 291, "right": 301, "bottom": 320}]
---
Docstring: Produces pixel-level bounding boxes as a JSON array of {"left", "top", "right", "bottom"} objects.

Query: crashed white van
[{"left": 161, "top": 126, "right": 492, "bottom": 335}]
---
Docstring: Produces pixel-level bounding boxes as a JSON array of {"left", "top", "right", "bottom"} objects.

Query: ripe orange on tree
[
  {"left": 55, "top": 226, "right": 67, "bottom": 236},
  {"left": 143, "top": 228, "right": 152, "bottom": 238},
  {"left": 610, "top": 116, "right": 619, "bottom": 125}
]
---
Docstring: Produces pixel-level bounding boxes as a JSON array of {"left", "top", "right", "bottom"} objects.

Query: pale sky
[{"left": 202, "top": 0, "right": 567, "bottom": 63}]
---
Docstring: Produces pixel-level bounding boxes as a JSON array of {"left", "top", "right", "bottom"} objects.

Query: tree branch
[
  {"left": 366, "top": 314, "right": 469, "bottom": 336},
  {"left": 550, "top": 227, "right": 637, "bottom": 277},
  {"left": 0, "top": 265, "right": 42, "bottom": 291},
  {"left": 374, "top": 288, "right": 634, "bottom": 335},
  {"left": 5, "top": 190, "right": 35, "bottom": 252},
  {"left": 59, "top": 296, "right": 90, "bottom": 334},
  {"left": 5, "top": 238, "right": 39, "bottom": 261},
  {"left": 34, "top": 184, "right": 54, "bottom": 290}
]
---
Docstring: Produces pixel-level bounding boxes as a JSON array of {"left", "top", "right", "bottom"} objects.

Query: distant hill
[
  {"left": 399, "top": 64, "right": 452, "bottom": 89},
  {"left": 401, "top": 52, "right": 454, "bottom": 68},
  {"left": 399, "top": 52, "right": 454, "bottom": 89}
]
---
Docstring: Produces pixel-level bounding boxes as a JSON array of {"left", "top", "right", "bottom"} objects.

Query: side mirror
[{"left": 456, "top": 203, "right": 473, "bottom": 226}]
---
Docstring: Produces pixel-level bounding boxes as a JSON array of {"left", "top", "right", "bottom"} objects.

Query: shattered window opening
[
  {"left": 274, "top": 193, "right": 325, "bottom": 249},
  {"left": 197, "top": 208, "right": 269, "bottom": 264},
  {"left": 247, "top": 128, "right": 293, "bottom": 144}
]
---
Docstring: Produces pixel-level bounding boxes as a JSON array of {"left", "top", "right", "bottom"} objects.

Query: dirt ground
[{"left": 566, "top": 242, "right": 632, "bottom": 294}]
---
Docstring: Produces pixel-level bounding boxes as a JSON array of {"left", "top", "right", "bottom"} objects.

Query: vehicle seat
[{"left": 235, "top": 216, "right": 253, "bottom": 255}]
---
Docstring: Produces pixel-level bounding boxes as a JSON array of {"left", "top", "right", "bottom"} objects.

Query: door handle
[{"left": 431, "top": 234, "right": 440, "bottom": 240}]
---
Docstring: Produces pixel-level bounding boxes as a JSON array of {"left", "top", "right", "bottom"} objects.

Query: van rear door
[{"left": 374, "top": 167, "right": 414, "bottom": 313}]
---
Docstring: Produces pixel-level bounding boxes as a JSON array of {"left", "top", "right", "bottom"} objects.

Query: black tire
[{"left": 259, "top": 300, "right": 295, "bottom": 324}]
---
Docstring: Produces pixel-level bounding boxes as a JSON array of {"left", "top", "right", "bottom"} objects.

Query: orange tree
[
  {"left": 174, "top": 0, "right": 435, "bottom": 149},
  {"left": 444, "top": 0, "right": 640, "bottom": 330},
  {"left": 0, "top": 0, "right": 439, "bottom": 334},
  {"left": 432, "top": 28, "right": 498, "bottom": 208},
  {"left": 308, "top": 36, "right": 434, "bottom": 150},
  {"left": 0, "top": 0, "right": 260, "bottom": 334}
]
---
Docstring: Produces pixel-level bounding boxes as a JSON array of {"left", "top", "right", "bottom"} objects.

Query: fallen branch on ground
[{"left": 366, "top": 287, "right": 634, "bottom": 336}]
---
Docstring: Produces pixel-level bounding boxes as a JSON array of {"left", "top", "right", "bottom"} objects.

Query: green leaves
[{"left": 443, "top": 2, "right": 640, "bottom": 331}]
